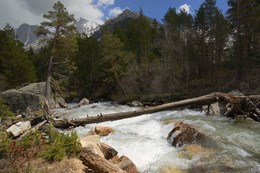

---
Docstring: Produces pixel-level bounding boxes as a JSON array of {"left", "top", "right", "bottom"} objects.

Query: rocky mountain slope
[
  {"left": 16, "top": 18, "right": 100, "bottom": 48},
  {"left": 15, "top": 9, "right": 142, "bottom": 48}
]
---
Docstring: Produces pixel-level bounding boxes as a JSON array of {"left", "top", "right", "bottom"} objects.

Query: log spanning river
[{"left": 57, "top": 102, "right": 260, "bottom": 173}]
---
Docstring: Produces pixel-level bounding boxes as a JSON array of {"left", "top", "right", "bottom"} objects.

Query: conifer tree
[
  {"left": 36, "top": 1, "right": 77, "bottom": 101},
  {"left": 0, "top": 24, "right": 37, "bottom": 88},
  {"left": 227, "top": 0, "right": 259, "bottom": 82},
  {"left": 75, "top": 35, "right": 99, "bottom": 94},
  {"left": 100, "top": 32, "right": 134, "bottom": 97}
]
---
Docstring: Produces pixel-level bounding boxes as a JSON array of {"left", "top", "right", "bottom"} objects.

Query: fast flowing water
[{"left": 59, "top": 102, "right": 260, "bottom": 173}]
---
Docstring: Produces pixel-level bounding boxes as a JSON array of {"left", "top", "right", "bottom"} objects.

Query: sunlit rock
[
  {"left": 112, "top": 155, "right": 139, "bottom": 173},
  {"left": 167, "top": 122, "right": 217, "bottom": 147},
  {"left": 88, "top": 126, "right": 114, "bottom": 137},
  {"left": 79, "top": 135, "right": 104, "bottom": 158}
]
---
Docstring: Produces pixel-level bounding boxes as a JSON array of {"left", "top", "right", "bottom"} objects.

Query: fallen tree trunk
[
  {"left": 49, "top": 92, "right": 260, "bottom": 128},
  {"left": 80, "top": 149, "right": 126, "bottom": 173}
]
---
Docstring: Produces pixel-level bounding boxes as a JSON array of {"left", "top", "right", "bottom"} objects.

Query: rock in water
[
  {"left": 95, "top": 126, "right": 114, "bottom": 136},
  {"left": 167, "top": 122, "right": 216, "bottom": 147},
  {"left": 100, "top": 143, "right": 118, "bottom": 160},
  {"left": 128, "top": 101, "right": 143, "bottom": 107},
  {"left": 112, "top": 155, "right": 139, "bottom": 173},
  {"left": 88, "top": 126, "right": 114, "bottom": 137},
  {"left": 79, "top": 98, "right": 90, "bottom": 106}
]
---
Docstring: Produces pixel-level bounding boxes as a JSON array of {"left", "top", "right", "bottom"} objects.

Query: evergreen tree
[
  {"left": 0, "top": 24, "right": 37, "bottom": 88},
  {"left": 227, "top": 0, "right": 259, "bottom": 82},
  {"left": 126, "top": 13, "right": 156, "bottom": 63},
  {"left": 75, "top": 35, "right": 99, "bottom": 95},
  {"left": 36, "top": 1, "right": 77, "bottom": 101},
  {"left": 195, "top": 0, "right": 229, "bottom": 84},
  {"left": 100, "top": 32, "right": 134, "bottom": 97}
]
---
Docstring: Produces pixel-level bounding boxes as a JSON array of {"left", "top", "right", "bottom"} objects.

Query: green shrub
[
  {"left": 0, "top": 99, "right": 15, "bottom": 121},
  {"left": 39, "top": 126, "right": 81, "bottom": 162},
  {"left": 0, "top": 129, "right": 11, "bottom": 159},
  {"left": 18, "top": 130, "right": 44, "bottom": 149},
  {"left": 39, "top": 135, "right": 66, "bottom": 162}
]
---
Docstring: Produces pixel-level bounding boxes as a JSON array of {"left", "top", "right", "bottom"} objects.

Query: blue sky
[
  {"left": 104, "top": 0, "right": 229, "bottom": 22},
  {"left": 0, "top": 0, "right": 229, "bottom": 29}
]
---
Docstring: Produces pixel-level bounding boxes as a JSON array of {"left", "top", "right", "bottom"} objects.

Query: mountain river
[{"left": 57, "top": 102, "right": 260, "bottom": 173}]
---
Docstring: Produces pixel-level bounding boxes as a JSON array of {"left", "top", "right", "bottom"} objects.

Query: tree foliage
[
  {"left": 36, "top": 1, "right": 78, "bottom": 101},
  {"left": 0, "top": 24, "right": 37, "bottom": 88},
  {"left": 100, "top": 32, "right": 134, "bottom": 96}
]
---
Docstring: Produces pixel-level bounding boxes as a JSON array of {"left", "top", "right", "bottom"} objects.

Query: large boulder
[
  {"left": 167, "top": 122, "right": 216, "bottom": 148},
  {"left": 18, "top": 82, "right": 66, "bottom": 109},
  {"left": 18, "top": 82, "right": 46, "bottom": 95},
  {"left": 2, "top": 82, "right": 68, "bottom": 111},
  {"left": 1, "top": 89, "right": 45, "bottom": 113}
]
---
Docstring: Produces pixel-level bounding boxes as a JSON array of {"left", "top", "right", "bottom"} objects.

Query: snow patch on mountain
[{"left": 74, "top": 17, "right": 100, "bottom": 36}]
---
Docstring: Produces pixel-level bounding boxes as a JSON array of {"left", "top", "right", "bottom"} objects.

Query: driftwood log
[
  {"left": 80, "top": 149, "right": 126, "bottom": 173},
  {"left": 48, "top": 92, "right": 260, "bottom": 128}
]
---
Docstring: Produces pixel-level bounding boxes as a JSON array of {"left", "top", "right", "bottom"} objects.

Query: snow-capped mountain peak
[
  {"left": 74, "top": 17, "right": 100, "bottom": 36},
  {"left": 16, "top": 17, "right": 100, "bottom": 48}
]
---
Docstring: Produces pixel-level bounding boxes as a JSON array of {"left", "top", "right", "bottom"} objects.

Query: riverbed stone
[
  {"left": 100, "top": 143, "right": 118, "bottom": 160},
  {"left": 167, "top": 122, "right": 217, "bottom": 147},
  {"left": 184, "top": 144, "right": 214, "bottom": 157},
  {"left": 95, "top": 126, "right": 114, "bottom": 136},
  {"left": 79, "top": 98, "right": 90, "bottom": 106},
  {"left": 88, "top": 126, "right": 114, "bottom": 137}
]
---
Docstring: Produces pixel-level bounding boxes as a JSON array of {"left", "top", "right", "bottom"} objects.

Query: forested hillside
[{"left": 0, "top": 0, "right": 259, "bottom": 102}]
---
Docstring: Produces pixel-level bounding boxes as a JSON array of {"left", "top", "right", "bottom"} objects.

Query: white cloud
[
  {"left": 109, "top": 7, "right": 125, "bottom": 18},
  {"left": 178, "top": 4, "right": 191, "bottom": 14},
  {"left": 0, "top": 0, "right": 105, "bottom": 29},
  {"left": 97, "top": 0, "right": 115, "bottom": 8},
  {"left": 98, "top": 0, "right": 114, "bottom": 5}
]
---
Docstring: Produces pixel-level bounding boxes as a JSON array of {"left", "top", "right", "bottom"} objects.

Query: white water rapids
[{"left": 58, "top": 102, "right": 260, "bottom": 173}]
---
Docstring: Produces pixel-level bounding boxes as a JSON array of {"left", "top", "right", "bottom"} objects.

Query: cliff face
[{"left": 16, "top": 23, "right": 38, "bottom": 47}]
